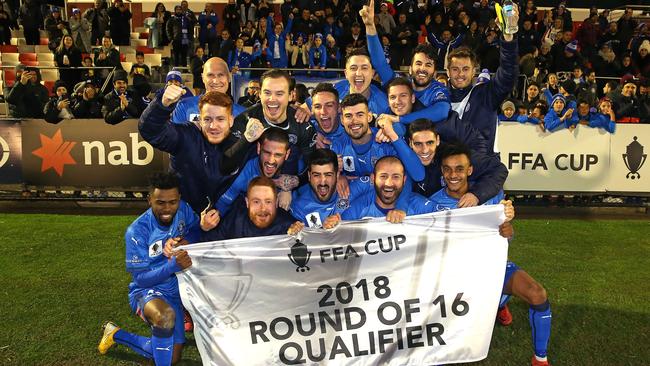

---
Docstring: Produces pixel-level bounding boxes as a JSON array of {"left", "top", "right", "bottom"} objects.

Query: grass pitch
[{"left": 0, "top": 214, "right": 648, "bottom": 366}]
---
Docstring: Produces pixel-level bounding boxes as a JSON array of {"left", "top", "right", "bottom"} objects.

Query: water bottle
[{"left": 502, "top": 0, "right": 518, "bottom": 34}]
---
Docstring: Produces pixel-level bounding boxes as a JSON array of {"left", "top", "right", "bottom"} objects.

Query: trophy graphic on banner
[
  {"left": 623, "top": 136, "right": 646, "bottom": 179},
  {"left": 192, "top": 247, "right": 252, "bottom": 329}
]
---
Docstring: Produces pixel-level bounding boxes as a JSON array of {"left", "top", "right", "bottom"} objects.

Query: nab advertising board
[
  {"left": 21, "top": 119, "right": 166, "bottom": 188},
  {"left": 0, "top": 120, "right": 22, "bottom": 184}
]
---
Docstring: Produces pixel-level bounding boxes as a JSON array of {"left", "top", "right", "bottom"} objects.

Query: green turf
[{"left": 0, "top": 214, "right": 648, "bottom": 366}]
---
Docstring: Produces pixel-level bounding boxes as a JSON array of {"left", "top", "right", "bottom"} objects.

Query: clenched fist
[{"left": 162, "top": 84, "right": 186, "bottom": 107}]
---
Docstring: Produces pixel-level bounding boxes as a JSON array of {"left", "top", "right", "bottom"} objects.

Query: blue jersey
[
  {"left": 171, "top": 95, "right": 245, "bottom": 124},
  {"left": 215, "top": 157, "right": 263, "bottom": 216},
  {"left": 342, "top": 189, "right": 434, "bottom": 220},
  {"left": 333, "top": 80, "right": 390, "bottom": 116},
  {"left": 429, "top": 188, "right": 504, "bottom": 211},
  {"left": 366, "top": 33, "right": 450, "bottom": 124},
  {"left": 125, "top": 200, "right": 199, "bottom": 300},
  {"left": 310, "top": 117, "right": 346, "bottom": 148},
  {"left": 290, "top": 179, "right": 373, "bottom": 227},
  {"left": 330, "top": 127, "right": 425, "bottom": 182}
]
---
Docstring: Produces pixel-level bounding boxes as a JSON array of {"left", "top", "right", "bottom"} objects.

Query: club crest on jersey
[
  {"left": 189, "top": 113, "right": 200, "bottom": 122},
  {"left": 336, "top": 198, "right": 349, "bottom": 210},
  {"left": 149, "top": 240, "right": 163, "bottom": 257},
  {"left": 177, "top": 220, "right": 186, "bottom": 237},
  {"left": 288, "top": 134, "right": 298, "bottom": 144},
  {"left": 343, "top": 156, "right": 355, "bottom": 172},
  {"left": 371, "top": 156, "right": 379, "bottom": 168},
  {"left": 305, "top": 212, "right": 322, "bottom": 228}
]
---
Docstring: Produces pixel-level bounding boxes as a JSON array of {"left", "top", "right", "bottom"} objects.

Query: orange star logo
[{"left": 32, "top": 129, "right": 77, "bottom": 177}]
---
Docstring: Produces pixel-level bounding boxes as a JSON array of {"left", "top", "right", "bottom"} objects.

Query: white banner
[
  {"left": 607, "top": 125, "right": 650, "bottom": 193},
  {"left": 177, "top": 206, "right": 508, "bottom": 366}
]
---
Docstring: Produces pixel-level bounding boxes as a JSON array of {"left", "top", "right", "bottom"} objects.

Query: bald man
[{"left": 171, "top": 57, "right": 246, "bottom": 124}]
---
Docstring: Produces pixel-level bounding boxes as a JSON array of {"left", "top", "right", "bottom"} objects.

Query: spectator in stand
[
  {"left": 630, "top": 23, "right": 649, "bottom": 63},
  {"left": 242, "top": 20, "right": 257, "bottom": 46},
  {"left": 44, "top": 80, "right": 75, "bottom": 123},
  {"left": 55, "top": 35, "right": 83, "bottom": 91},
  {"left": 6, "top": 66, "right": 49, "bottom": 118},
  {"left": 545, "top": 72, "right": 560, "bottom": 95},
  {"left": 612, "top": 75, "right": 640, "bottom": 123},
  {"left": 108, "top": 0, "right": 132, "bottom": 46},
  {"left": 103, "top": 70, "right": 147, "bottom": 124},
  {"left": 556, "top": 40, "right": 583, "bottom": 73},
  {"left": 597, "top": 9, "right": 610, "bottom": 33},
  {"left": 602, "top": 80, "right": 618, "bottom": 100},
  {"left": 84, "top": 0, "right": 110, "bottom": 46},
  {"left": 180, "top": 0, "right": 196, "bottom": 22},
  {"left": 70, "top": 8, "right": 92, "bottom": 53},
  {"left": 309, "top": 33, "right": 327, "bottom": 72},
  {"left": 578, "top": 69, "right": 599, "bottom": 107},
  {"left": 597, "top": 97, "right": 617, "bottom": 125},
  {"left": 254, "top": 17, "right": 268, "bottom": 45},
  {"left": 250, "top": 39, "right": 270, "bottom": 78},
  {"left": 163, "top": 70, "right": 192, "bottom": 97},
  {"left": 280, "top": 0, "right": 296, "bottom": 25},
  {"left": 523, "top": 82, "right": 542, "bottom": 113},
  {"left": 576, "top": 12, "right": 600, "bottom": 61},
  {"left": 620, "top": 54, "right": 639, "bottom": 77},
  {"left": 341, "top": 22, "right": 365, "bottom": 53},
  {"left": 325, "top": 34, "right": 341, "bottom": 70},
  {"left": 167, "top": 5, "right": 194, "bottom": 67},
  {"left": 150, "top": 3, "right": 171, "bottom": 48},
  {"left": 18, "top": 0, "right": 42, "bottom": 45},
  {"left": 94, "top": 36, "right": 122, "bottom": 82},
  {"left": 634, "top": 40, "right": 650, "bottom": 77},
  {"left": 238, "top": 79, "right": 260, "bottom": 107},
  {"left": 535, "top": 42, "right": 553, "bottom": 77},
  {"left": 293, "top": 8, "right": 317, "bottom": 37},
  {"left": 471, "top": 0, "right": 494, "bottom": 29},
  {"left": 571, "top": 65, "right": 587, "bottom": 94},
  {"left": 392, "top": 13, "right": 418, "bottom": 67},
  {"left": 45, "top": 7, "right": 69, "bottom": 50},
  {"left": 198, "top": 3, "right": 219, "bottom": 56},
  {"left": 222, "top": 0, "right": 241, "bottom": 39},
  {"left": 520, "top": 0, "right": 538, "bottom": 26},
  {"left": 267, "top": 14, "right": 294, "bottom": 68},
  {"left": 617, "top": 8, "right": 638, "bottom": 48},
  {"left": 289, "top": 33, "right": 309, "bottom": 73},
  {"left": 0, "top": 7, "right": 12, "bottom": 45},
  {"left": 72, "top": 80, "right": 103, "bottom": 118},
  {"left": 601, "top": 22, "right": 624, "bottom": 56},
  {"left": 239, "top": 0, "right": 257, "bottom": 27},
  {"left": 215, "top": 28, "right": 234, "bottom": 60},
  {"left": 576, "top": 99, "right": 616, "bottom": 133},
  {"left": 477, "top": 29, "right": 501, "bottom": 72},
  {"left": 544, "top": 93, "right": 577, "bottom": 132},
  {"left": 228, "top": 37, "right": 252, "bottom": 75},
  {"left": 80, "top": 56, "right": 101, "bottom": 87},
  {"left": 593, "top": 42, "right": 622, "bottom": 83},
  {"left": 129, "top": 51, "right": 151, "bottom": 81},
  {"left": 518, "top": 19, "right": 539, "bottom": 57},
  {"left": 375, "top": 3, "right": 395, "bottom": 36},
  {"left": 639, "top": 78, "right": 650, "bottom": 122},
  {"left": 190, "top": 47, "right": 207, "bottom": 95},
  {"left": 552, "top": 2, "right": 572, "bottom": 31},
  {"left": 257, "top": 0, "right": 271, "bottom": 20}
]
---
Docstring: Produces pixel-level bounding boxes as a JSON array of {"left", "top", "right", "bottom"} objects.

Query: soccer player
[
  {"left": 199, "top": 176, "right": 301, "bottom": 240},
  {"left": 431, "top": 143, "right": 551, "bottom": 366},
  {"left": 341, "top": 156, "right": 433, "bottom": 221},
  {"left": 360, "top": 0, "right": 451, "bottom": 124},
  {"left": 445, "top": 5, "right": 519, "bottom": 152},
  {"left": 290, "top": 149, "right": 373, "bottom": 227},
  {"left": 407, "top": 119, "right": 507, "bottom": 206},
  {"left": 98, "top": 172, "right": 199, "bottom": 365},
  {"left": 334, "top": 48, "right": 390, "bottom": 115},
  {"left": 331, "top": 93, "right": 424, "bottom": 182},
  {"left": 171, "top": 57, "right": 246, "bottom": 123},
  {"left": 231, "top": 69, "right": 317, "bottom": 175},
  {"left": 310, "top": 83, "right": 346, "bottom": 149},
  {"left": 214, "top": 128, "right": 296, "bottom": 216},
  {"left": 140, "top": 88, "right": 265, "bottom": 215}
]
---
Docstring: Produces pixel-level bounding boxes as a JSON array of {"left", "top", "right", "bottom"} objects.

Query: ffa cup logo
[
  {"left": 288, "top": 239, "right": 311, "bottom": 272},
  {"left": 343, "top": 156, "right": 355, "bottom": 172},
  {"left": 623, "top": 136, "right": 646, "bottom": 179},
  {"left": 306, "top": 212, "right": 322, "bottom": 228},
  {"left": 149, "top": 240, "right": 163, "bottom": 257}
]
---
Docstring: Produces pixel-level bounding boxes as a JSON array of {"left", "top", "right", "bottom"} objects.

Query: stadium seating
[
  {"left": 0, "top": 45, "right": 18, "bottom": 53},
  {"left": 121, "top": 62, "right": 133, "bottom": 73},
  {"left": 3, "top": 69, "right": 16, "bottom": 86},
  {"left": 40, "top": 69, "right": 59, "bottom": 81},
  {"left": 18, "top": 45, "right": 36, "bottom": 53},
  {"left": 1, "top": 53, "right": 20, "bottom": 66},
  {"left": 144, "top": 54, "right": 162, "bottom": 67},
  {"left": 39, "top": 38, "right": 49, "bottom": 46},
  {"left": 35, "top": 45, "right": 50, "bottom": 53},
  {"left": 43, "top": 80, "right": 55, "bottom": 95},
  {"left": 19, "top": 53, "right": 37, "bottom": 62},
  {"left": 37, "top": 53, "right": 54, "bottom": 62},
  {"left": 136, "top": 46, "right": 154, "bottom": 54}
]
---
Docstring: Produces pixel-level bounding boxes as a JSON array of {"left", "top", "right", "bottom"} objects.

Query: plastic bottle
[{"left": 502, "top": 0, "right": 518, "bottom": 34}]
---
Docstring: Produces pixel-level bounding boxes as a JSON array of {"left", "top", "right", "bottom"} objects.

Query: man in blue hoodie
[{"left": 445, "top": 4, "right": 520, "bottom": 152}]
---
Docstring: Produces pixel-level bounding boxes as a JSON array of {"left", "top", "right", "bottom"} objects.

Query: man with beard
[
  {"left": 212, "top": 128, "right": 297, "bottom": 216},
  {"left": 232, "top": 69, "right": 317, "bottom": 176},
  {"left": 98, "top": 172, "right": 199, "bottom": 365},
  {"left": 172, "top": 57, "right": 246, "bottom": 123},
  {"left": 331, "top": 93, "right": 424, "bottom": 182},
  {"left": 140, "top": 88, "right": 264, "bottom": 215},
  {"left": 430, "top": 143, "right": 549, "bottom": 366},
  {"left": 445, "top": 5, "right": 519, "bottom": 152},
  {"left": 199, "top": 176, "right": 300, "bottom": 241},
  {"left": 360, "top": 0, "right": 450, "bottom": 124},
  {"left": 103, "top": 70, "right": 147, "bottom": 124},
  {"left": 310, "top": 83, "right": 346, "bottom": 148},
  {"left": 290, "top": 149, "right": 373, "bottom": 228}
]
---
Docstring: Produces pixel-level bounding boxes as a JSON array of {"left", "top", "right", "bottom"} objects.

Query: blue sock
[
  {"left": 529, "top": 300, "right": 552, "bottom": 358},
  {"left": 151, "top": 326, "right": 174, "bottom": 366},
  {"left": 499, "top": 294, "right": 511, "bottom": 308},
  {"left": 113, "top": 329, "right": 153, "bottom": 358}
]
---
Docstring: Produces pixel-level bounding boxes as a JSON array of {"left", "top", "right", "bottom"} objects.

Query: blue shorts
[
  {"left": 498, "top": 261, "right": 520, "bottom": 307},
  {"left": 130, "top": 289, "right": 186, "bottom": 344}
]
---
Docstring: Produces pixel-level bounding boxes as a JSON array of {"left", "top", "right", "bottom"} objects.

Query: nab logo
[
  {"left": 31, "top": 129, "right": 77, "bottom": 176},
  {"left": 623, "top": 136, "right": 646, "bottom": 179},
  {"left": 0, "top": 136, "right": 9, "bottom": 168},
  {"left": 288, "top": 239, "right": 311, "bottom": 272}
]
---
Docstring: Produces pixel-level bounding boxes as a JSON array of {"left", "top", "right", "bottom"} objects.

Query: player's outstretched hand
[
  {"left": 294, "top": 104, "right": 311, "bottom": 123},
  {"left": 499, "top": 222, "right": 514, "bottom": 240},
  {"left": 287, "top": 221, "right": 305, "bottom": 235},
  {"left": 244, "top": 117, "right": 265, "bottom": 142},
  {"left": 315, "top": 132, "right": 331, "bottom": 148},
  {"left": 173, "top": 249, "right": 192, "bottom": 270},
  {"left": 458, "top": 192, "right": 479, "bottom": 208},
  {"left": 323, "top": 213, "right": 341, "bottom": 229},
  {"left": 386, "top": 209, "right": 406, "bottom": 224},
  {"left": 162, "top": 84, "right": 186, "bottom": 107},
  {"left": 278, "top": 191, "right": 292, "bottom": 210},
  {"left": 200, "top": 209, "right": 220, "bottom": 231},
  {"left": 336, "top": 174, "right": 350, "bottom": 199},
  {"left": 500, "top": 199, "right": 515, "bottom": 222}
]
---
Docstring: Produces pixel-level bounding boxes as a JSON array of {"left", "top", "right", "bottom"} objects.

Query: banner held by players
[{"left": 179, "top": 206, "right": 508, "bottom": 365}]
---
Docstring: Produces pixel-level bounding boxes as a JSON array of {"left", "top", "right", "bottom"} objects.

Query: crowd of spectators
[{"left": 1, "top": 0, "right": 649, "bottom": 124}]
